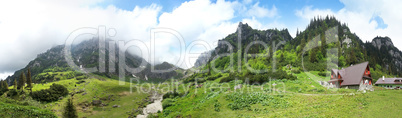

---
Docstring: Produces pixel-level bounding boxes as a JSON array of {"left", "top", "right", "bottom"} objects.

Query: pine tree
[
  {"left": 17, "top": 72, "right": 26, "bottom": 90},
  {"left": 14, "top": 79, "right": 17, "bottom": 89},
  {"left": 0, "top": 80, "right": 3, "bottom": 91},
  {"left": 3, "top": 80, "right": 9, "bottom": 91},
  {"left": 309, "top": 49, "right": 318, "bottom": 63},
  {"left": 26, "top": 68, "right": 33, "bottom": 91},
  {"left": 63, "top": 98, "right": 78, "bottom": 118}
]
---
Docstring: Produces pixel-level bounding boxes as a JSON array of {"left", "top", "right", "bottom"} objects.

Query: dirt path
[{"left": 136, "top": 91, "right": 163, "bottom": 118}]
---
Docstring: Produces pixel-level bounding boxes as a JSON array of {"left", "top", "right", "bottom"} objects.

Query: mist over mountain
[{"left": 4, "top": 38, "right": 183, "bottom": 85}]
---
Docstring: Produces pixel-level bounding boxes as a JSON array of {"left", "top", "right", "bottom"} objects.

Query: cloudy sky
[{"left": 0, "top": 0, "right": 401, "bottom": 80}]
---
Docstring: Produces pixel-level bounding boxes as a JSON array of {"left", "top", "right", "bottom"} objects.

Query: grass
[
  {"left": 2, "top": 70, "right": 401, "bottom": 118},
  {"left": 4, "top": 74, "right": 150, "bottom": 118},
  {"left": 0, "top": 101, "right": 57, "bottom": 118},
  {"left": 37, "top": 77, "right": 150, "bottom": 118},
  {"left": 158, "top": 71, "right": 402, "bottom": 118}
]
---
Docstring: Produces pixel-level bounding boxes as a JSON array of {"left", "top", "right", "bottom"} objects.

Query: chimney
[{"left": 382, "top": 76, "right": 385, "bottom": 81}]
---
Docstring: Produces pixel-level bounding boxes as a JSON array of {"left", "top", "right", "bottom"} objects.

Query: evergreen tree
[
  {"left": 0, "top": 80, "right": 3, "bottom": 91},
  {"left": 348, "top": 49, "right": 357, "bottom": 65},
  {"left": 17, "top": 72, "right": 26, "bottom": 91},
  {"left": 14, "top": 79, "right": 17, "bottom": 89},
  {"left": 26, "top": 68, "right": 33, "bottom": 91},
  {"left": 309, "top": 49, "right": 318, "bottom": 63},
  {"left": 63, "top": 98, "right": 78, "bottom": 118},
  {"left": 3, "top": 80, "right": 9, "bottom": 91}
]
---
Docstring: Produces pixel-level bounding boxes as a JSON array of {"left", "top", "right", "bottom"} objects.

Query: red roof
[
  {"left": 329, "top": 62, "right": 370, "bottom": 86},
  {"left": 375, "top": 78, "right": 402, "bottom": 85}
]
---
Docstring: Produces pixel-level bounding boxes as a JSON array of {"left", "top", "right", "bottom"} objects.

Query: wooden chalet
[{"left": 328, "top": 62, "right": 373, "bottom": 90}]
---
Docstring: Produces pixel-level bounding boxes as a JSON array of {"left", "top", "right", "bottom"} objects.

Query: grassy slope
[
  {"left": 159, "top": 71, "right": 402, "bottom": 118},
  {"left": 3, "top": 70, "right": 401, "bottom": 118},
  {"left": 0, "top": 97, "right": 57, "bottom": 118},
  {"left": 7, "top": 75, "right": 150, "bottom": 118},
  {"left": 0, "top": 102, "right": 57, "bottom": 118}
]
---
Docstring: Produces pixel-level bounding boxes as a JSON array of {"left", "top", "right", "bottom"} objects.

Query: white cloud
[
  {"left": 0, "top": 72, "right": 12, "bottom": 80},
  {"left": 247, "top": 3, "right": 277, "bottom": 18},
  {"left": 156, "top": 0, "right": 241, "bottom": 68},
  {"left": 294, "top": 0, "right": 402, "bottom": 50},
  {"left": 0, "top": 0, "right": 277, "bottom": 73},
  {"left": 0, "top": 0, "right": 161, "bottom": 73}
]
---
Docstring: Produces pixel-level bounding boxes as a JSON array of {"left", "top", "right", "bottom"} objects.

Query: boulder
[
  {"left": 92, "top": 100, "right": 102, "bottom": 106},
  {"left": 112, "top": 105, "right": 120, "bottom": 108}
]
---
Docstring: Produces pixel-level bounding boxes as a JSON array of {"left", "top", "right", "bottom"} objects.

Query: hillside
[
  {"left": 4, "top": 38, "right": 184, "bottom": 86},
  {"left": 192, "top": 16, "right": 402, "bottom": 84},
  {"left": 1, "top": 16, "right": 401, "bottom": 118}
]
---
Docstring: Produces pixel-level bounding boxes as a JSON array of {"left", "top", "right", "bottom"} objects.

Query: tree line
[{"left": 1, "top": 68, "right": 33, "bottom": 94}]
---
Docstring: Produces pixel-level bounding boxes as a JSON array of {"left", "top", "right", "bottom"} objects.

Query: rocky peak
[
  {"left": 193, "top": 51, "right": 212, "bottom": 68},
  {"left": 371, "top": 36, "right": 394, "bottom": 50}
]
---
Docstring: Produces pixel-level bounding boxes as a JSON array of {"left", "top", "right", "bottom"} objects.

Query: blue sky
[
  {"left": 0, "top": 0, "right": 400, "bottom": 79},
  {"left": 94, "top": 0, "right": 389, "bottom": 35},
  {"left": 96, "top": 0, "right": 346, "bottom": 29}
]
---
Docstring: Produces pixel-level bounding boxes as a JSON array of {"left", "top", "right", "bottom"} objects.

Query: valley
[{"left": 1, "top": 16, "right": 401, "bottom": 118}]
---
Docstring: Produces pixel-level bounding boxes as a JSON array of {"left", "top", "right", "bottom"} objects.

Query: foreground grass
[
  {"left": 4, "top": 75, "right": 150, "bottom": 118},
  {"left": 159, "top": 71, "right": 402, "bottom": 118},
  {"left": 0, "top": 101, "right": 57, "bottom": 118},
  {"left": 38, "top": 77, "right": 150, "bottom": 118},
  {"left": 2, "top": 71, "right": 401, "bottom": 118}
]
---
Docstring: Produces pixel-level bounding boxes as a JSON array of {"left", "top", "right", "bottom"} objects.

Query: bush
[
  {"left": 163, "top": 109, "right": 172, "bottom": 117},
  {"left": 31, "top": 84, "right": 68, "bottom": 102},
  {"left": 76, "top": 75, "right": 87, "bottom": 80},
  {"left": 291, "top": 68, "right": 301, "bottom": 74},
  {"left": 163, "top": 90, "right": 180, "bottom": 99},
  {"left": 214, "top": 100, "right": 221, "bottom": 112},
  {"left": 318, "top": 71, "right": 327, "bottom": 77},
  {"left": 75, "top": 80, "right": 85, "bottom": 84},
  {"left": 7, "top": 89, "right": 19, "bottom": 97},
  {"left": 207, "top": 73, "right": 222, "bottom": 81},
  {"left": 219, "top": 73, "right": 236, "bottom": 83},
  {"left": 226, "top": 92, "right": 289, "bottom": 110},
  {"left": 63, "top": 98, "right": 78, "bottom": 118},
  {"left": 245, "top": 69, "right": 297, "bottom": 84},
  {"left": 162, "top": 98, "right": 176, "bottom": 109}
]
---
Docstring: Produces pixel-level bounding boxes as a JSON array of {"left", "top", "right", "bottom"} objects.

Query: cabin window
[{"left": 365, "top": 70, "right": 370, "bottom": 75}]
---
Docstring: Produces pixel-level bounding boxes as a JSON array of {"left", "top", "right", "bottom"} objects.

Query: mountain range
[{"left": 5, "top": 16, "right": 402, "bottom": 85}]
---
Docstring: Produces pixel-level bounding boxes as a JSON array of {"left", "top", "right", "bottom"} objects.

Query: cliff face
[
  {"left": 193, "top": 51, "right": 212, "bottom": 68},
  {"left": 194, "top": 22, "right": 293, "bottom": 67},
  {"left": 367, "top": 36, "right": 402, "bottom": 73}
]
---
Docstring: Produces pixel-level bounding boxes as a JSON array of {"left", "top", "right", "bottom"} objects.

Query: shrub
[
  {"left": 163, "top": 90, "right": 180, "bottom": 99},
  {"left": 31, "top": 84, "right": 68, "bottom": 102},
  {"left": 162, "top": 98, "right": 176, "bottom": 109},
  {"left": 63, "top": 98, "right": 78, "bottom": 118},
  {"left": 214, "top": 100, "right": 221, "bottom": 112},
  {"left": 226, "top": 92, "right": 289, "bottom": 110},
  {"left": 291, "top": 68, "right": 301, "bottom": 74},
  {"left": 163, "top": 109, "right": 172, "bottom": 117},
  {"left": 75, "top": 80, "right": 85, "bottom": 84},
  {"left": 318, "top": 71, "right": 327, "bottom": 77},
  {"left": 219, "top": 73, "right": 236, "bottom": 83},
  {"left": 7, "top": 89, "right": 19, "bottom": 97},
  {"left": 76, "top": 75, "right": 87, "bottom": 80},
  {"left": 207, "top": 73, "right": 222, "bottom": 81}
]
